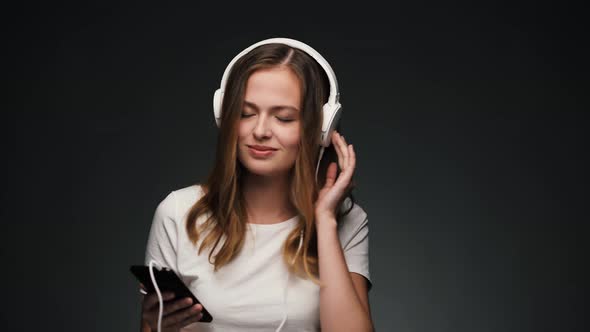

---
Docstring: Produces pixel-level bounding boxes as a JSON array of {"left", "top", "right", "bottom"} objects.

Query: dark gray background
[{"left": 3, "top": 1, "right": 588, "bottom": 331}]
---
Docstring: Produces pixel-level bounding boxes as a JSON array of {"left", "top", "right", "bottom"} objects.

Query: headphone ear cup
[
  {"left": 321, "top": 103, "right": 342, "bottom": 147},
  {"left": 213, "top": 89, "right": 223, "bottom": 128}
]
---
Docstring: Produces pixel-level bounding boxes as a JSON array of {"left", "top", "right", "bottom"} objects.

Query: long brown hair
[{"left": 185, "top": 42, "right": 356, "bottom": 286}]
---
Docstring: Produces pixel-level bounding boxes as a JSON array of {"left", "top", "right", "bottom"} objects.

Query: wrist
[{"left": 314, "top": 213, "right": 338, "bottom": 230}]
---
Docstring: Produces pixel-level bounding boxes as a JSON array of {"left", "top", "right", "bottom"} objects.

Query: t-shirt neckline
[
  {"left": 247, "top": 214, "right": 298, "bottom": 228},
  {"left": 193, "top": 184, "right": 299, "bottom": 228}
]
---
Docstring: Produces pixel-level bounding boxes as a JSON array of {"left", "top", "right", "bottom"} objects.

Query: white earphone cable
[
  {"left": 315, "top": 146, "right": 326, "bottom": 183},
  {"left": 275, "top": 146, "right": 324, "bottom": 331},
  {"left": 276, "top": 228, "right": 304, "bottom": 332},
  {"left": 148, "top": 259, "right": 165, "bottom": 332}
]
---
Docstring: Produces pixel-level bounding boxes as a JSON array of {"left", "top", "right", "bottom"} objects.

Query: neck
[{"left": 242, "top": 171, "right": 297, "bottom": 224}]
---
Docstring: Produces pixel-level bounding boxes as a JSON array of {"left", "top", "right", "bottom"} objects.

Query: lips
[
  {"left": 248, "top": 146, "right": 276, "bottom": 158},
  {"left": 248, "top": 145, "right": 277, "bottom": 151}
]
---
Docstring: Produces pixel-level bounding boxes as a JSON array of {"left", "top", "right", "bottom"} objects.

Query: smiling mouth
[
  {"left": 248, "top": 146, "right": 276, "bottom": 157},
  {"left": 248, "top": 146, "right": 277, "bottom": 151}
]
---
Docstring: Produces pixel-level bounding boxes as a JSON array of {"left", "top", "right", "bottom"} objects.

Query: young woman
[{"left": 139, "top": 38, "right": 374, "bottom": 332}]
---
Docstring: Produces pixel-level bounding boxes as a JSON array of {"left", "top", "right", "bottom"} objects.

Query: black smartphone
[{"left": 130, "top": 265, "right": 213, "bottom": 323}]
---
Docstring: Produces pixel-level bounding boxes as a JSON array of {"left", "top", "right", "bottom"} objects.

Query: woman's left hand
[{"left": 314, "top": 130, "right": 356, "bottom": 223}]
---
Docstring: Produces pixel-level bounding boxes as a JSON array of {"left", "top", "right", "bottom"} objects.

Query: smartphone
[{"left": 130, "top": 265, "right": 213, "bottom": 323}]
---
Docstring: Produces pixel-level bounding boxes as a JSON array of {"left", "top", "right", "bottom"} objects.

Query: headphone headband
[{"left": 217, "top": 37, "right": 340, "bottom": 106}]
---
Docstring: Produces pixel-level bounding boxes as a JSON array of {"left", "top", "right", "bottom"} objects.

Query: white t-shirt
[{"left": 144, "top": 184, "right": 372, "bottom": 332}]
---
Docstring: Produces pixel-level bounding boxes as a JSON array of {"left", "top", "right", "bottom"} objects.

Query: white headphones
[{"left": 212, "top": 37, "right": 342, "bottom": 148}]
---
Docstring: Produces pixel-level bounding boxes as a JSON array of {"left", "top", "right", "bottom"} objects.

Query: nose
[{"left": 252, "top": 114, "right": 272, "bottom": 139}]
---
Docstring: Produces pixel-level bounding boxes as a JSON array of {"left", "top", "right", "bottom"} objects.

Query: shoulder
[
  {"left": 336, "top": 197, "right": 369, "bottom": 245},
  {"left": 153, "top": 184, "right": 202, "bottom": 217},
  {"left": 171, "top": 183, "right": 204, "bottom": 204},
  {"left": 162, "top": 183, "right": 207, "bottom": 223}
]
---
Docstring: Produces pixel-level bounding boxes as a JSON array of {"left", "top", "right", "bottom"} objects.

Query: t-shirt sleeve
[
  {"left": 340, "top": 199, "right": 373, "bottom": 292},
  {"left": 144, "top": 191, "right": 179, "bottom": 271}
]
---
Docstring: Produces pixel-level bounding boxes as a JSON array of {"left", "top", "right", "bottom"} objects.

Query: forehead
[{"left": 244, "top": 67, "right": 301, "bottom": 109}]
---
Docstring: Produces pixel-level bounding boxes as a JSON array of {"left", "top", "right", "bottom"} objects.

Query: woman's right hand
[{"left": 140, "top": 283, "right": 204, "bottom": 332}]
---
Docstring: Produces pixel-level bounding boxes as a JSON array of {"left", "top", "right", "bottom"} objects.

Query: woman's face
[{"left": 237, "top": 66, "right": 302, "bottom": 178}]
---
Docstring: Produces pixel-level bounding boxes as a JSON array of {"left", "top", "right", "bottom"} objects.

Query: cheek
[
  {"left": 281, "top": 128, "right": 301, "bottom": 151},
  {"left": 237, "top": 123, "right": 249, "bottom": 139}
]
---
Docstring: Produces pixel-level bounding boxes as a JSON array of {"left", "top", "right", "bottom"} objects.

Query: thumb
[{"left": 323, "top": 162, "right": 337, "bottom": 189}]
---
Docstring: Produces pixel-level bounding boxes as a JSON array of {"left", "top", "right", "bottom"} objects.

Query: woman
[{"left": 139, "top": 38, "right": 374, "bottom": 332}]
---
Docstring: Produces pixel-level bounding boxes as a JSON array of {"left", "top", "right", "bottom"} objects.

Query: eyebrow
[{"left": 244, "top": 101, "right": 299, "bottom": 113}]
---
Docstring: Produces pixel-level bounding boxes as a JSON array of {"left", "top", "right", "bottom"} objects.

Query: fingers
[
  {"left": 143, "top": 291, "right": 176, "bottom": 311},
  {"left": 142, "top": 295, "right": 203, "bottom": 330},
  {"left": 324, "top": 162, "right": 337, "bottom": 188},
  {"left": 329, "top": 131, "right": 356, "bottom": 191},
  {"left": 339, "top": 133, "right": 350, "bottom": 170},
  {"left": 162, "top": 297, "right": 196, "bottom": 317},
  {"left": 332, "top": 131, "right": 354, "bottom": 172},
  {"left": 341, "top": 133, "right": 355, "bottom": 170},
  {"left": 177, "top": 310, "right": 204, "bottom": 325},
  {"left": 168, "top": 314, "right": 204, "bottom": 331},
  {"left": 332, "top": 131, "right": 345, "bottom": 170},
  {"left": 164, "top": 303, "right": 203, "bottom": 329}
]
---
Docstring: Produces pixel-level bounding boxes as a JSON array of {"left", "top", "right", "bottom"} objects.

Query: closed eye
[{"left": 241, "top": 113, "right": 294, "bottom": 123}]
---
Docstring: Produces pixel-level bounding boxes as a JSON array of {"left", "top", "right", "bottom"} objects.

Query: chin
[
  {"left": 246, "top": 164, "right": 282, "bottom": 176},
  {"left": 239, "top": 161, "right": 289, "bottom": 177}
]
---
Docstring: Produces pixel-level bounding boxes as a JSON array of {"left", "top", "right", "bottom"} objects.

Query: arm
[
  {"left": 316, "top": 216, "right": 374, "bottom": 332},
  {"left": 351, "top": 272, "right": 373, "bottom": 320},
  {"left": 141, "top": 192, "right": 179, "bottom": 332}
]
